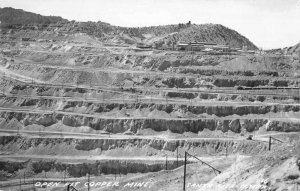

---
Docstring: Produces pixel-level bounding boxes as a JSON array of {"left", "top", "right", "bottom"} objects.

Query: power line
[
  {"left": 183, "top": 151, "right": 221, "bottom": 191},
  {"left": 268, "top": 136, "right": 284, "bottom": 151}
]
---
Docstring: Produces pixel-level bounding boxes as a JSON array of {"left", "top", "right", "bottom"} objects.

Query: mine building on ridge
[
  {"left": 177, "top": 41, "right": 231, "bottom": 52},
  {"left": 137, "top": 42, "right": 152, "bottom": 49}
]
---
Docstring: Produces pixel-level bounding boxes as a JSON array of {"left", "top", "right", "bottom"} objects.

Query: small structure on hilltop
[
  {"left": 136, "top": 42, "right": 152, "bottom": 49},
  {"left": 179, "top": 21, "right": 192, "bottom": 28}
]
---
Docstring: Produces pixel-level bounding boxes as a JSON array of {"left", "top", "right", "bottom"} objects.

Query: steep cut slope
[{"left": 0, "top": 7, "right": 66, "bottom": 25}]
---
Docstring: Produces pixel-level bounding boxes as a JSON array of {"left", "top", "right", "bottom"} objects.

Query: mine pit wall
[
  {"left": 2, "top": 81, "right": 299, "bottom": 103},
  {"left": 0, "top": 112, "right": 300, "bottom": 133},
  {"left": 0, "top": 136, "right": 268, "bottom": 156},
  {"left": 0, "top": 159, "right": 184, "bottom": 180},
  {"left": 63, "top": 117, "right": 296, "bottom": 134},
  {"left": 60, "top": 101, "right": 300, "bottom": 117},
  {"left": 1, "top": 97, "right": 300, "bottom": 117},
  {"left": 161, "top": 77, "right": 297, "bottom": 88},
  {"left": 3, "top": 62, "right": 299, "bottom": 89},
  {"left": 167, "top": 92, "right": 299, "bottom": 102},
  {"left": 0, "top": 136, "right": 267, "bottom": 179},
  {"left": 8, "top": 52, "right": 299, "bottom": 79},
  {"left": 211, "top": 78, "right": 293, "bottom": 87},
  {"left": 2, "top": 78, "right": 299, "bottom": 103},
  {"left": 177, "top": 68, "right": 281, "bottom": 77}
]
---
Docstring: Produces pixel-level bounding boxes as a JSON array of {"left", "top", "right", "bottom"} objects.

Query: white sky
[{"left": 1, "top": 0, "right": 300, "bottom": 49}]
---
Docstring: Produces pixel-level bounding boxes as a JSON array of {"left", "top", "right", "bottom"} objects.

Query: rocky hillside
[
  {"left": 287, "top": 43, "right": 300, "bottom": 56},
  {"left": 0, "top": 7, "right": 66, "bottom": 25},
  {"left": 140, "top": 24, "right": 258, "bottom": 50},
  {"left": 0, "top": 7, "right": 257, "bottom": 49},
  {"left": 266, "top": 43, "right": 300, "bottom": 56}
]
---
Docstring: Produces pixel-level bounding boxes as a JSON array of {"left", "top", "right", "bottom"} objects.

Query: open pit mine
[{"left": 0, "top": 7, "right": 300, "bottom": 191}]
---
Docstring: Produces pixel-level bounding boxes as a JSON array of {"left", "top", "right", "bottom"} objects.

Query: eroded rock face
[
  {"left": 62, "top": 115, "right": 89, "bottom": 127},
  {"left": 1, "top": 96, "right": 300, "bottom": 117},
  {"left": 241, "top": 119, "right": 268, "bottom": 132},
  {"left": 0, "top": 136, "right": 268, "bottom": 155},
  {"left": 0, "top": 159, "right": 184, "bottom": 178},
  {"left": 229, "top": 119, "right": 241, "bottom": 133},
  {"left": 36, "top": 115, "right": 56, "bottom": 127},
  {"left": 266, "top": 121, "right": 300, "bottom": 132},
  {"left": 0, "top": 111, "right": 298, "bottom": 133}
]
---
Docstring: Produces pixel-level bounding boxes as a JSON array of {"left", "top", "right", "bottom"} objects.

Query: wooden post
[
  {"left": 63, "top": 168, "right": 66, "bottom": 184},
  {"left": 177, "top": 147, "right": 179, "bottom": 167},
  {"left": 86, "top": 173, "right": 90, "bottom": 191},
  {"left": 269, "top": 136, "right": 272, "bottom": 151},
  {"left": 165, "top": 155, "right": 168, "bottom": 170},
  {"left": 183, "top": 152, "right": 187, "bottom": 191},
  {"left": 226, "top": 143, "right": 228, "bottom": 158}
]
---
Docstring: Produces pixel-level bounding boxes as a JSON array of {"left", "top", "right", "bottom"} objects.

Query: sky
[{"left": 0, "top": 0, "right": 300, "bottom": 49}]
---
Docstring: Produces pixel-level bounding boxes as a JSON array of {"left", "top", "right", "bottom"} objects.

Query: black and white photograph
[{"left": 0, "top": 0, "right": 300, "bottom": 190}]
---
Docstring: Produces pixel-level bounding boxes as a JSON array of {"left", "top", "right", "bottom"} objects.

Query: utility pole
[
  {"left": 177, "top": 147, "right": 179, "bottom": 167},
  {"left": 268, "top": 136, "right": 283, "bottom": 151},
  {"left": 183, "top": 151, "right": 221, "bottom": 191},
  {"left": 87, "top": 173, "right": 90, "bottom": 191},
  {"left": 225, "top": 143, "right": 228, "bottom": 158},
  {"left": 183, "top": 152, "right": 187, "bottom": 191},
  {"left": 63, "top": 168, "right": 66, "bottom": 184},
  {"left": 165, "top": 155, "right": 168, "bottom": 170}
]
